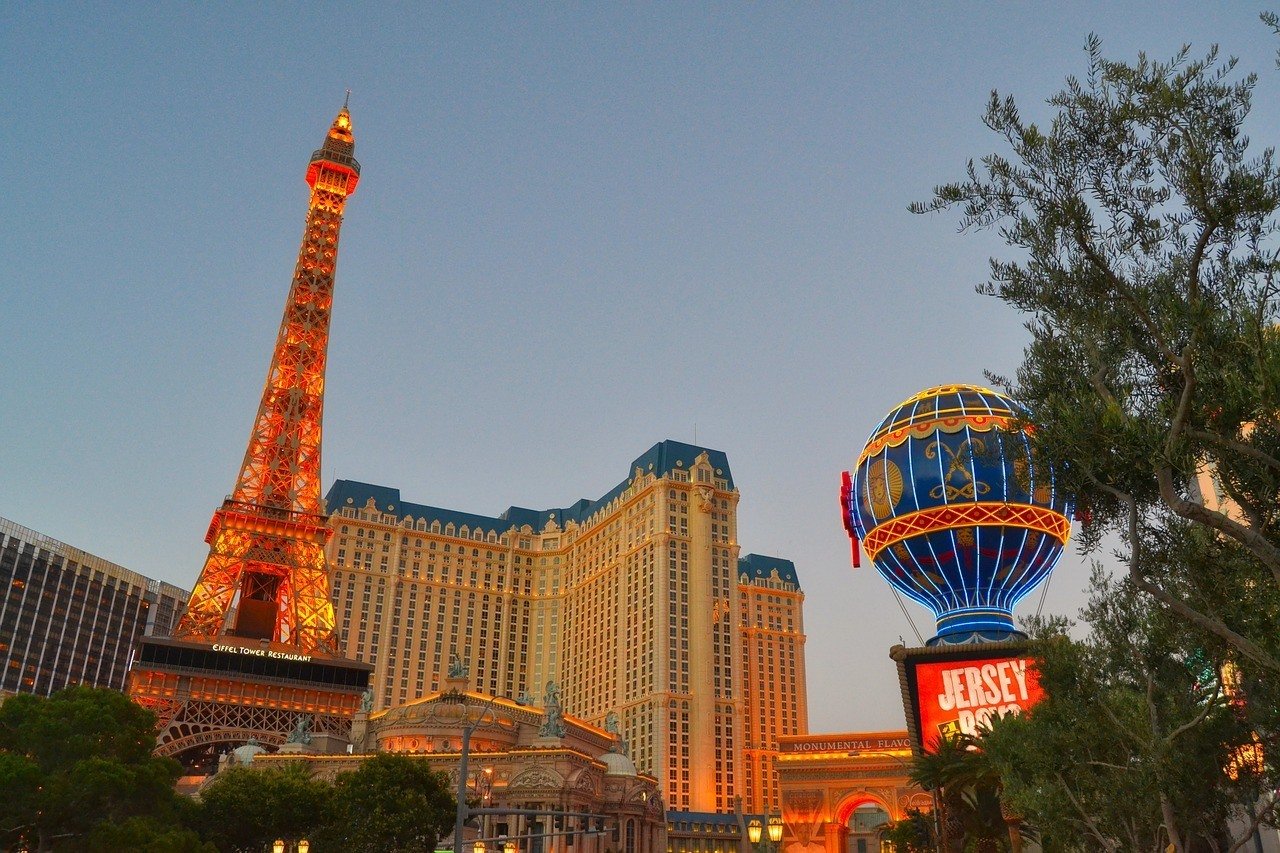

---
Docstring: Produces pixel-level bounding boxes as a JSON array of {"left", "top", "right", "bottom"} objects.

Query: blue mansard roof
[
  {"left": 738, "top": 553, "right": 801, "bottom": 588},
  {"left": 324, "top": 440, "right": 736, "bottom": 538}
]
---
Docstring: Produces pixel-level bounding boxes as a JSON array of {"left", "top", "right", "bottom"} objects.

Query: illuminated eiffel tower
[{"left": 128, "top": 103, "right": 371, "bottom": 769}]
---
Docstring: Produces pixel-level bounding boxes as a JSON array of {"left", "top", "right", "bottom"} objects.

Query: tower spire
[{"left": 173, "top": 104, "right": 361, "bottom": 653}]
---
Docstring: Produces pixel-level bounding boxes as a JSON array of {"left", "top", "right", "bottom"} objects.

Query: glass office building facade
[{"left": 0, "top": 515, "right": 187, "bottom": 696}]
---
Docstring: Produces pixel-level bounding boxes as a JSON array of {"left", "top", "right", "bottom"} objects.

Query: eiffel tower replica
[{"left": 128, "top": 103, "right": 372, "bottom": 770}]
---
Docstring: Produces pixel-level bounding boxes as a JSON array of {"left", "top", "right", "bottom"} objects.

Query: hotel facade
[{"left": 323, "top": 439, "right": 807, "bottom": 813}]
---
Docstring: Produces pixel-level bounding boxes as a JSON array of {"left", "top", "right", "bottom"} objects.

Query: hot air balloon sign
[{"left": 842, "top": 385, "right": 1072, "bottom": 644}]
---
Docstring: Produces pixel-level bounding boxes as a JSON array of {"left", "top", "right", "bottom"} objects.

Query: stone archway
[
  {"left": 833, "top": 794, "right": 892, "bottom": 853},
  {"left": 777, "top": 732, "right": 930, "bottom": 853},
  {"left": 154, "top": 724, "right": 285, "bottom": 766},
  {"left": 833, "top": 792, "right": 893, "bottom": 826}
]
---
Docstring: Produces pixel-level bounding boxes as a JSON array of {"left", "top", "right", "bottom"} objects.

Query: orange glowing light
[
  {"left": 1226, "top": 734, "right": 1266, "bottom": 780},
  {"left": 863, "top": 501, "right": 1071, "bottom": 561}
]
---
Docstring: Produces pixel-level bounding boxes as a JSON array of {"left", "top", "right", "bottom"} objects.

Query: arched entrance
[
  {"left": 777, "top": 731, "right": 928, "bottom": 853},
  {"left": 154, "top": 724, "right": 285, "bottom": 773},
  {"left": 833, "top": 796, "right": 890, "bottom": 853},
  {"left": 845, "top": 804, "right": 889, "bottom": 853}
]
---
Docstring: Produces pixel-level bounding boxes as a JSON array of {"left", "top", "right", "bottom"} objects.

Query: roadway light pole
[
  {"left": 450, "top": 692, "right": 502, "bottom": 853},
  {"left": 850, "top": 750, "right": 938, "bottom": 853}
]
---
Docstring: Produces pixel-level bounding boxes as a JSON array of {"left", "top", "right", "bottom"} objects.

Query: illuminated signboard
[
  {"left": 898, "top": 647, "right": 1045, "bottom": 752},
  {"left": 210, "top": 643, "right": 313, "bottom": 663},
  {"left": 779, "top": 734, "right": 911, "bottom": 754}
]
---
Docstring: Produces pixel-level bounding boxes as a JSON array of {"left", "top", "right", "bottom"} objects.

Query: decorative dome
[
  {"left": 232, "top": 738, "right": 266, "bottom": 765},
  {"left": 600, "top": 750, "right": 637, "bottom": 776},
  {"left": 842, "top": 384, "right": 1072, "bottom": 644}
]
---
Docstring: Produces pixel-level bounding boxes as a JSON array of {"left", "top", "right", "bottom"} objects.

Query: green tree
[
  {"left": 910, "top": 27, "right": 1280, "bottom": 853},
  {"left": 196, "top": 762, "right": 333, "bottom": 852},
  {"left": 315, "top": 753, "right": 455, "bottom": 853},
  {"left": 0, "top": 686, "right": 193, "bottom": 852},
  {"left": 981, "top": 572, "right": 1273, "bottom": 852},
  {"left": 81, "top": 816, "right": 214, "bottom": 853},
  {"left": 910, "top": 32, "right": 1280, "bottom": 675},
  {"left": 880, "top": 809, "right": 936, "bottom": 853},
  {"left": 908, "top": 734, "right": 1012, "bottom": 853}
]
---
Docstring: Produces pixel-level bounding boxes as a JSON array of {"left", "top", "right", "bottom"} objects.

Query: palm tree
[{"left": 908, "top": 733, "right": 1013, "bottom": 852}]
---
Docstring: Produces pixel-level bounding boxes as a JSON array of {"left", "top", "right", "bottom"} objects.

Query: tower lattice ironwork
[
  {"left": 173, "top": 105, "right": 360, "bottom": 655},
  {"left": 129, "top": 104, "right": 371, "bottom": 770}
]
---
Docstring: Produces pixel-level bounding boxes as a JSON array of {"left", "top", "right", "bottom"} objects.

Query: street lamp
[
  {"left": 767, "top": 817, "right": 783, "bottom": 847},
  {"left": 475, "top": 841, "right": 487, "bottom": 853},
  {"left": 746, "top": 816, "right": 783, "bottom": 853},
  {"left": 449, "top": 693, "right": 502, "bottom": 853},
  {"left": 504, "top": 840, "right": 517, "bottom": 853},
  {"left": 272, "top": 841, "right": 308, "bottom": 853}
]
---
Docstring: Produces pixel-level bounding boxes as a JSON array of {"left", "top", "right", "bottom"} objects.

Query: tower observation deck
[{"left": 127, "top": 105, "right": 371, "bottom": 769}]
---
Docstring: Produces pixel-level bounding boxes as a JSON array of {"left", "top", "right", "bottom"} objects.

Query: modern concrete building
[
  {"left": 0, "top": 515, "right": 187, "bottom": 696},
  {"left": 323, "top": 439, "right": 807, "bottom": 813}
]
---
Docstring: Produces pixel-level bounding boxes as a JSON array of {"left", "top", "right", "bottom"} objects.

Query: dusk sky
[{"left": 4, "top": 3, "right": 1278, "bottom": 733}]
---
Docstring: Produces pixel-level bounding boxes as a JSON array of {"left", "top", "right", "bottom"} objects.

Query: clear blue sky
[{"left": 3, "top": 3, "right": 1277, "bottom": 732}]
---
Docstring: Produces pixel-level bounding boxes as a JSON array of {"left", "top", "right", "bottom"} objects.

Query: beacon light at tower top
[{"left": 841, "top": 384, "right": 1073, "bottom": 646}]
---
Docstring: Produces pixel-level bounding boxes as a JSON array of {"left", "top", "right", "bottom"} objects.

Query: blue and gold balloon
[{"left": 842, "top": 384, "right": 1072, "bottom": 644}]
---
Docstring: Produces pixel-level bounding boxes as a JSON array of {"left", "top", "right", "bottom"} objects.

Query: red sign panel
[{"left": 911, "top": 654, "right": 1044, "bottom": 750}]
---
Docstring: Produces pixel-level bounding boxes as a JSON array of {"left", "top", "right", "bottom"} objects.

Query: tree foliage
[
  {"left": 983, "top": 575, "right": 1275, "bottom": 852},
  {"left": 907, "top": 733, "right": 1025, "bottom": 853},
  {"left": 195, "top": 753, "right": 454, "bottom": 853},
  {"left": 79, "top": 816, "right": 213, "bottom": 853},
  {"left": 911, "top": 25, "right": 1280, "bottom": 853},
  {"left": 0, "top": 686, "right": 199, "bottom": 852},
  {"left": 196, "top": 762, "right": 334, "bottom": 853},
  {"left": 911, "top": 32, "right": 1280, "bottom": 675},
  {"left": 314, "top": 753, "right": 455, "bottom": 853},
  {"left": 880, "top": 809, "right": 936, "bottom": 853}
]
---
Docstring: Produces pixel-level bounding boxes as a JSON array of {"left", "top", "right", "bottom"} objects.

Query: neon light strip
[
  {"left": 862, "top": 502, "right": 1071, "bottom": 561},
  {"left": 856, "top": 414, "right": 1017, "bottom": 469},
  {"left": 936, "top": 607, "right": 1016, "bottom": 631},
  {"left": 908, "top": 397, "right": 955, "bottom": 609}
]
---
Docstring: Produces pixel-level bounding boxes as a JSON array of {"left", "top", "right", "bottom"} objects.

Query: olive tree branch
[
  {"left": 1055, "top": 770, "right": 1120, "bottom": 852},
  {"left": 1186, "top": 429, "right": 1280, "bottom": 472},
  {"left": 1086, "top": 472, "right": 1280, "bottom": 672}
]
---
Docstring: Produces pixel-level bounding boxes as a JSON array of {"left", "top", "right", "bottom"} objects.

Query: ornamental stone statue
[
  {"left": 286, "top": 714, "right": 313, "bottom": 745},
  {"left": 539, "top": 680, "right": 566, "bottom": 738},
  {"left": 604, "top": 710, "right": 628, "bottom": 755}
]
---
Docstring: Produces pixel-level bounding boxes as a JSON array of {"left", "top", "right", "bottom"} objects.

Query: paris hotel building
[{"left": 323, "top": 440, "right": 807, "bottom": 814}]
